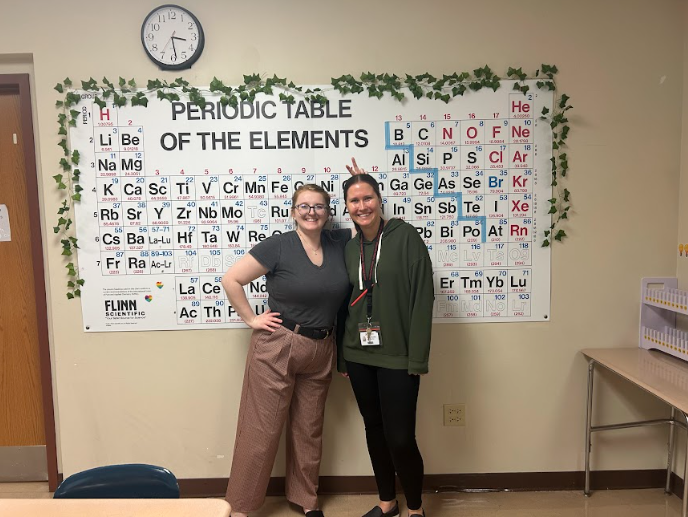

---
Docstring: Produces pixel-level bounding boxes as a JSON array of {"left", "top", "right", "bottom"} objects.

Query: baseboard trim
[
  {"left": 175, "top": 470, "right": 685, "bottom": 498},
  {"left": 0, "top": 446, "right": 48, "bottom": 482}
]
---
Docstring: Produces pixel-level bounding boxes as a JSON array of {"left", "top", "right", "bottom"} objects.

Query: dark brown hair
[{"left": 342, "top": 174, "right": 382, "bottom": 201}]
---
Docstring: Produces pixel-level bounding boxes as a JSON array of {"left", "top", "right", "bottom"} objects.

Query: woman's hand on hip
[{"left": 248, "top": 310, "right": 282, "bottom": 332}]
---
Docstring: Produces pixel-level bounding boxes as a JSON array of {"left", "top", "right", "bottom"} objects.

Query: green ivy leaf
[
  {"left": 243, "top": 73, "right": 261, "bottom": 85},
  {"left": 94, "top": 97, "right": 106, "bottom": 109},
  {"left": 71, "top": 150, "right": 80, "bottom": 165},
  {"left": 542, "top": 239, "right": 550, "bottom": 247},
  {"left": 554, "top": 229, "right": 566, "bottom": 241},
  {"left": 81, "top": 78, "right": 98, "bottom": 91},
  {"left": 210, "top": 77, "right": 224, "bottom": 91},
  {"left": 548, "top": 206, "right": 557, "bottom": 214},
  {"left": 53, "top": 174, "right": 63, "bottom": 184},
  {"left": 54, "top": 83, "right": 64, "bottom": 93},
  {"left": 66, "top": 92, "right": 81, "bottom": 106},
  {"left": 71, "top": 193, "right": 82, "bottom": 201},
  {"left": 563, "top": 189, "right": 570, "bottom": 202},
  {"left": 66, "top": 292, "right": 74, "bottom": 299}
]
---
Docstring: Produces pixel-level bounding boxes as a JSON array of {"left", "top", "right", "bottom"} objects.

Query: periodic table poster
[{"left": 70, "top": 82, "right": 552, "bottom": 331}]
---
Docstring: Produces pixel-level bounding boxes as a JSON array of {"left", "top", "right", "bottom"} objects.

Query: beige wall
[
  {"left": 679, "top": 3, "right": 688, "bottom": 292},
  {"left": 0, "top": 0, "right": 685, "bottom": 478}
]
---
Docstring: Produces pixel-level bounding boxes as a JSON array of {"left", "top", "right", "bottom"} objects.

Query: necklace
[{"left": 297, "top": 229, "right": 322, "bottom": 255}]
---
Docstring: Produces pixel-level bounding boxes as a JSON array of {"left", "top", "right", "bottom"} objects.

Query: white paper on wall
[{"left": 0, "top": 205, "right": 11, "bottom": 242}]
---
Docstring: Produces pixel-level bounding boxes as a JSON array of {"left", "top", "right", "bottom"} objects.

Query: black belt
[{"left": 281, "top": 318, "right": 332, "bottom": 340}]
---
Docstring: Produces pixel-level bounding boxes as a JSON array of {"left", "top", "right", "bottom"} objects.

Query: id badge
[{"left": 358, "top": 322, "right": 381, "bottom": 346}]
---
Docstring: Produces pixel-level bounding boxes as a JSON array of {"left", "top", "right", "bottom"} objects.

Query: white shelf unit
[{"left": 639, "top": 277, "right": 688, "bottom": 362}]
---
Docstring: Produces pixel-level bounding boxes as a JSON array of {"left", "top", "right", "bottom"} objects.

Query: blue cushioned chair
[{"left": 53, "top": 463, "right": 180, "bottom": 498}]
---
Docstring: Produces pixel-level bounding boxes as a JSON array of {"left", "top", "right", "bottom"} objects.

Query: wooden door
[
  {"left": 0, "top": 88, "right": 45, "bottom": 446},
  {"left": 0, "top": 75, "right": 56, "bottom": 488}
]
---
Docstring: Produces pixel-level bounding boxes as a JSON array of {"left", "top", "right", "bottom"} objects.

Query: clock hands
[{"left": 165, "top": 32, "right": 187, "bottom": 60}]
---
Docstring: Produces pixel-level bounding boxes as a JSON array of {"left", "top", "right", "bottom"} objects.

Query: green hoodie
[{"left": 338, "top": 218, "right": 434, "bottom": 374}]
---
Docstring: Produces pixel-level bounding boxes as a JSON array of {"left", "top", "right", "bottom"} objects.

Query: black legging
[{"left": 346, "top": 361, "right": 424, "bottom": 510}]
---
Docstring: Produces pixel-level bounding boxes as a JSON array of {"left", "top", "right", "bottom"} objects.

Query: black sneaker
[{"left": 362, "top": 501, "right": 399, "bottom": 517}]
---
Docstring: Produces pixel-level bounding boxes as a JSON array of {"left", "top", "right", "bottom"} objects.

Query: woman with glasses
[
  {"left": 222, "top": 183, "right": 351, "bottom": 517},
  {"left": 340, "top": 165, "right": 434, "bottom": 517}
]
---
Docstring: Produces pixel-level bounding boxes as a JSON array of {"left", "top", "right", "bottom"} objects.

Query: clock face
[{"left": 141, "top": 4, "right": 204, "bottom": 70}]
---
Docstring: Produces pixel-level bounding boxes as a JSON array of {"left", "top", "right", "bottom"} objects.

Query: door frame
[{"left": 0, "top": 74, "right": 58, "bottom": 490}]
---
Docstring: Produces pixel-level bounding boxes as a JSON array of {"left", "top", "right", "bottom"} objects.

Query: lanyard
[{"left": 350, "top": 220, "right": 384, "bottom": 320}]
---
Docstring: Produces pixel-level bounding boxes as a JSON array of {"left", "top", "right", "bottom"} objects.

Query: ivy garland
[{"left": 54, "top": 64, "right": 571, "bottom": 298}]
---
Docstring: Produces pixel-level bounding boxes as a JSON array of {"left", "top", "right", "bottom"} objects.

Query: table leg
[
  {"left": 584, "top": 359, "right": 595, "bottom": 496},
  {"left": 682, "top": 411, "right": 688, "bottom": 517},
  {"left": 667, "top": 407, "right": 676, "bottom": 494}
]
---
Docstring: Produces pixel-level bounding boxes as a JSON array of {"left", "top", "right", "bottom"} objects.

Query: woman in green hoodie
[{"left": 339, "top": 171, "right": 434, "bottom": 517}]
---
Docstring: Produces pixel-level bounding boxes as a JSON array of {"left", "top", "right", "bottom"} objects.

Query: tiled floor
[{"left": 0, "top": 483, "right": 684, "bottom": 516}]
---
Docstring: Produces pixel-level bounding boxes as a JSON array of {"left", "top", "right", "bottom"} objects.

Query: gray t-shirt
[{"left": 249, "top": 229, "right": 351, "bottom": 328}]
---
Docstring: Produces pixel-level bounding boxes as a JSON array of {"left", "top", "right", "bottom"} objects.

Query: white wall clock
[{"left": 141, "top": 4, "right": 205, "bottom": 70}]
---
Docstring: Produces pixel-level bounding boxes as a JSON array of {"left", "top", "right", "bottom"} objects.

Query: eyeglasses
[{"left": 295, "top": 203, "right": 328, "bottom": 215}]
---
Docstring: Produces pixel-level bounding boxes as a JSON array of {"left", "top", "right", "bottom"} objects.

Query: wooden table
[
  {"left": 0, "top": 498, "right": 230, "bottom": 517},
  {"left": 582, "top": 347, "right": 688, "bottom": 516}
]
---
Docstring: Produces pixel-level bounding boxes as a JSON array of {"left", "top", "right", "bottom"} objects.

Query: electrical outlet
[{"left": 443, "top": 403, "right": 466, "bottom": 426}]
